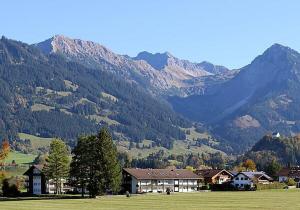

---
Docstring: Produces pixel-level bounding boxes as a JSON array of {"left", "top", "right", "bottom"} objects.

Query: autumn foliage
[{"left": 0, "top": 139, "right": 10, "bottom": 161}]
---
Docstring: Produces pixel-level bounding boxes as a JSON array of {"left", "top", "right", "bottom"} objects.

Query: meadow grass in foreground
[{"left": 1, "top": 189, "right": 300, "bottom": 210}]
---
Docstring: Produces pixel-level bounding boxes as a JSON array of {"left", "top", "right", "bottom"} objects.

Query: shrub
[
  {"left": 255, "top": 182, "right": 286, "bottom": 190},
  {"left": 286, "top": 178, "right": 296, "bottom": 186},
  {"left": 200, "top": 185, "right": 210, "bottom": 190},
  {"left": 2, "top": 178, "right": 21, "bottom": 197},
  {"left": 210, "top": 183, "right": 236, "bottom": 191}
]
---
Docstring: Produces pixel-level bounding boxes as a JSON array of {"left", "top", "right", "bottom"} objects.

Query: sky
[{"left": 1, "top": 0, "right": 300, "bottom": 69}]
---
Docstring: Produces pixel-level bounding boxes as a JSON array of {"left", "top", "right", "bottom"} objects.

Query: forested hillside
[
  {"left": 244, "top": 135, "right": 300, "bottom": 166},
  {"left": 170, "top": 44, "right": 300, "bottom": 153},
  {"left": 0, "top": 36, "right": 191, "bottom": 148}
]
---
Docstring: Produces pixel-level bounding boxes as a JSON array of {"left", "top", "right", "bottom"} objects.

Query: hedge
[{"left": 256, "top": 182, "right": 286, "bottom": 190}]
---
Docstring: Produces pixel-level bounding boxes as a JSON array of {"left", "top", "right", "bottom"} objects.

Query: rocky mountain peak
[
  {"left": 134, "top": 51, "right": 172, "bottom": 70},
  {"left": 256, "top": 43, "right": 299, "bottom": 64}
]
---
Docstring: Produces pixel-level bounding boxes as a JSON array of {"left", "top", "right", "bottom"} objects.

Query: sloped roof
[
  {"left": 195, "top": 169, "right": 233, "bottom": 179},
  {"left": 277, "top": 167, "right": 300, "bottom": 177},
  {"left": 23, "top": 165, "right": 44, "bottom": 176},
  {"left": 277, "top": 168, "right": 290, "bottom": 176},
  {"left": 123, "top": 168, "right": 201, "bottom": 180},
  {"left": 236, "top": 171, "right": 273, "bottom": 181}
]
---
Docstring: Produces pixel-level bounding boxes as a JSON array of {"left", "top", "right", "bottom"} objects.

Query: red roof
[
  {"left": 195, "top": 169, "right": 233, "bottom": 178},
  {"left": 277, "top": 167, "right": 300, "bottom": 177},
  {"left": 123, "top": 168, "right": 201, "bottom": 180}
]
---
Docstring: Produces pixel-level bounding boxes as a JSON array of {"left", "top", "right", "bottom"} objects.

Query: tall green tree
[
  {"left": 96, "top": 128, "right": 122, "bottom": 194},
  {"left": 43, "top": 138, "right": 70, "bottom": 194},
  {"left": 69, "top": 136, "right": 90, "bottom": 197},
  {"left": 69, "top": 128, "right": 121, "bottom": 198}
]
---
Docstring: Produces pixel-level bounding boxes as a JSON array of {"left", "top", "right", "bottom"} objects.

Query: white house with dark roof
[
  {"left": 24, "top": 165, "right": 71, "bottom": 195},
  {"left": 277, "top": 166, "right": 300, "bottom": 188},
  {"left": 122, "top": 168, "right": 202, "bottom": 194},
  {"left": 232, "top": 171, "right": 273, "bottom": 189},
  {"left": 272, "top": 132, "right": 280, "bottom": 138}
]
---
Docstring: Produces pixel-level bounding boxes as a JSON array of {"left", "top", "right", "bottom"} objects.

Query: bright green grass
[
  {"left": 5, "top": 151, "right": 36, "bottom": 165},
  {"left": 3, "top": 151, "right": 36, "bottom": 177},
  {"left": 2, "top": 190, "right": 300, "bottom": 210},
  {"left": 18, "top": 133, "right": 52, "bottom": 149}
]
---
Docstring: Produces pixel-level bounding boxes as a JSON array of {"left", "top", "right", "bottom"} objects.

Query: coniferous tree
[
  {"left": 96, "top": 128, "right": 122, "bottom": 194},
  {"left": 43, "top": 138, "right": 70, "bottom": 194},
  {"left": 69, "top": 128, "right": 121, "bottom": 198},
  {"left": 69, "top": 136, "right": 90, "bottom": 197}
]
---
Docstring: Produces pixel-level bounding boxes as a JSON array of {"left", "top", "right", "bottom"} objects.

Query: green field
[
  {"left": 1, "top": 190, "right": 300, "bottom": 210},
  {"left": 4, "top": 151, "right": 36, "bottom": 177},
  {"left": 5, "top": 151, "right": 36, "bottom": 165},
  {"left": 18, "top": 133, "right": 52, "bottom": 150}
]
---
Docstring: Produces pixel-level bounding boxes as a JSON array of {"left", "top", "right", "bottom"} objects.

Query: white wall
[
  {"left": 278, "top": 176, "right": 288, "bottom": 183},
  {"left": 33, "top": 176, "right": 42, "bottom": 195},
  {"left": 131, "top": 178, "right": 198, "bottom": 194},
  {"left": 232, "top": 174, "right": 252, "bottom": 188}
]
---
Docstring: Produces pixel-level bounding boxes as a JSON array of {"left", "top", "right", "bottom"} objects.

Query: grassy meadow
[{"left": 1, "top": 190, "right": 300, "bottom": 210}]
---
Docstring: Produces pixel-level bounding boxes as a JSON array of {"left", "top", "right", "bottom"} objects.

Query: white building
[
  {"left": 277, "top": 167, "right": 300, "bottom": 188},
  {"left": 24, "top": 165, "right": 71, "bottom": 195},
  {"left": 122, "top": 168, "right": 202, "bottom": 194},
  {"left": 272, "top": 132, "right": 281, "bottom": 138},
  {"left": 232, "top": 171, "right": 273, "bottom": 189}
]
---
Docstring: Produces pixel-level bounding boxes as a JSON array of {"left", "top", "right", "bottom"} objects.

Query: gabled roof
[
  {"left": 235, "top": 171, "right": 273, "bottom": 181},
  {"left": 23, "top": 165, "right": 44, "bottom": 176},
  {"left": 195, "top": 169, "right": 233, "bottom": 179},
  {"left": 123, "top": 168, "right": 201, "bottom": 180},
  {"left": 277, "top": 167, "right": 300, "bottom": 177}
]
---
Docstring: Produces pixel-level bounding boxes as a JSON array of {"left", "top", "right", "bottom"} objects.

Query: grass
[
  {"left": 5, "top": 151, "right": 36, "bottom": 165},
  {"left": 117, "top": 139, "right": 224, "bottom": 159},
  {"left": 87, "top": 115, "right": 120, "bottom": 125},
  {"left": 3, "top": 151, "right": 36, "bottom": 177},
  {"left": 18, "top": 133, "right": 52, "bottom": 150},
  {"left": 101, "top": 92, "right": 118, "bottom": 102},
  {"left": 1, "top": 190, "right": 300, "bottom": 210},
  {"left": 30, "top": 104, "right": 54, "bottom": 112}
]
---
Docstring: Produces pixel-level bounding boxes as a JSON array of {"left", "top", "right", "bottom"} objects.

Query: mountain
[
  {"left": 244, "top": 134, "right": 300, "bottom": 166},
  {"left": 170, "top": 44, "right": 300, "bottom": 152},
  {"left": 0, "top": 36, "right": 192, "bottom": 150},
  {"left": 35, "top": 35, "right": 231, "bottom": 96}
]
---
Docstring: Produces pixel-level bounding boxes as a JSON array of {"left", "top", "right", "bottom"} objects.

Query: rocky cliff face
[{"left": 35, "top": 35, "right": 230, "bottom": 96}]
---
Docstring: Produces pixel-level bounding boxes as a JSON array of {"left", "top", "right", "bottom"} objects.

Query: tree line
[{"left": 43, "top": 128, "right": 121, "bottom": 198}]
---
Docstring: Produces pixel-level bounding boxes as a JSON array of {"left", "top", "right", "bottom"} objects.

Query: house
[
  {"left": 23, "top": 165, "right": 71, "bottom": 195},
  {"left": 194, "top": 169, "right": 233, "bottom": 185},
  {"left": 122, "top": 168, "right": 202, "bottom": 194},
  {"left": 23, "top": 165, "right": 47, "bottom": 194},
  {"left": 277, "top": 166, "right": 300, "bottom": 188},
  {"left": 272, "top": 132, "right": 280, "bottom": 138},
  {"left": 232, "top": 171, "right": 273, "bottom": 189}
]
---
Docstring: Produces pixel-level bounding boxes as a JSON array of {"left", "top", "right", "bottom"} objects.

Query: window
[
  {"left": 241, "top": 177, "right": 244, "bottom": 180},
  {"left": 235, "top": 177, "right": 239, "bottom": 180}
]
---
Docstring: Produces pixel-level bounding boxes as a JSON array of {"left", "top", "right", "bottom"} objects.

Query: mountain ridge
[
  {"left": 35, "top": 35, "right": 231, "bottom": 96},
  {"left": 0, "top": 36, "right": 193, "bottom": 150},
  {"left": 170, "top": 43, "right": 300, "bottom": 152}
]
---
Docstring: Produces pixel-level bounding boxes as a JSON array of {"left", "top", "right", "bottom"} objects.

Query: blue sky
[{"left": 1, "top": 0, "right": 300, "bottom": 69}]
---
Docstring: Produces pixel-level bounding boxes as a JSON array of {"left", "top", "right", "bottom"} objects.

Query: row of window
[{"left": 235, "top": 177, "right": 249, "bottom": 181}]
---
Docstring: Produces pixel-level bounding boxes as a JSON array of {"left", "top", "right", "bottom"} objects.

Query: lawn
[
  {"left": 18, "top": 133, "right": 52, "bottom": 150},
  {"left": 5, "top": 151, "right": 36, "bottom": 165},
  {"left": 1, "top": 190, "right": 300, "bottom": 210}
]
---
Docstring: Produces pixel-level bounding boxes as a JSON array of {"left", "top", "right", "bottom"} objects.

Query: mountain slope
[
  {"left": 35, "top": 35, "right": 231, "bottom": 96},
  {"left": 0, "top": 36, "right": 191, "bottom": 148},
  {"left": 170, "top": 44, "right": 300, "bottom": 152},
  {"left": 244, "top": 134, "right": 300, "bottom": 165}
]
